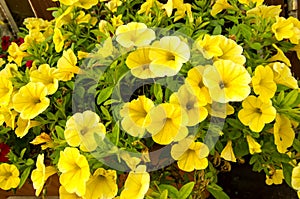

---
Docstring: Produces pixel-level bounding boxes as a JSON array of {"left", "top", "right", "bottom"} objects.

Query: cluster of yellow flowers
[{"left": 0, "top": 0, "right": 299, "bottom": 198}]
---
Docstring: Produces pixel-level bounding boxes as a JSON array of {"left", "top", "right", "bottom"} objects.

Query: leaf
[
  {"left": 249, "top": 42, "right": 262, "bottom": 50},
  {"left": 282, "top": 90, "right": 298, "bottom": 107},
  {"left": 100, "top": 106, "right": 111, "bottom": 120},
  {"left": 97, "top": 86, "right": 114, "bottom": 105},
  {"left": 55, "top": 125, "right": 65, "bottom": 139},
  {"left": 207, "top": 185, "right": 230, "bottom": 199},
  {"left": 224, "top": 16, "right": 239, "bottom": 24},
  {"left": 213, "top": 25, "right": 222, "bottom": 35},
  {"left": 178, "top": 182, "right": 195, "bottom": 199},
  {"left": 293, "top": 139, "right": 300, "bottom": 153},
  {"left": 282, "top": 163, "right": 293, "bottom": 187},
  {"left": 19, "top": 166, "right": 32, "bottom": 189},
  {"left": 226, "top": 118, "right": 244, "bottom": 129},
  {"left": 159, "top": 184, "right": 179, "bottom": 198},
  {"left": 160, "top": 189, "right": 168, "bottom": 199},
  {"left": 153, "top": 84, "right": 163, "bottom": 103},
  {"left": 20, "top": 148, "right": 27, "bottom": 159}
]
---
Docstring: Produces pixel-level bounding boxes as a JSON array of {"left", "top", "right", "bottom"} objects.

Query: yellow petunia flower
[
  {"left": 111, "top": 15, "right": 123, "bottom": 28},
  {"left": 146, "top": 103, "right": 188, "bottom": 145},
  {"left": 206, "top": 102, "right": 234, "bottom": 118},
  {"left": 15, "top": 117, "right": 40, "bottom": 138},
  {"left": 171, "top": 137, "right": 209, "bottom": 172},
  {"left": 185, "top": 66, "right": 212, "bottom": 104},
  {"left": 149, "top": 36, "right": 190, "bottom": 77},
  {"left": 31, "top": 154, "right": 57, "bottom": 196},
  {"left": 30, "top": 64, "right": 59, "bottom": 95},
  {"left": 0, "top": 77, "right": 13, "bottom": 107},
  {"left": 30, "top": 132, "right": 54, "bottom": 150},
  {"left": 64, "top": 110, "right": 106, "bottom": 152},
  {"left": 0, "top": 107, "right": 18, "bottom": 129},
  {"left": 55, "top": 6, "right": 73, "bottom": 28},
  {"left": 120, "top": 96, "right": 154, "bottom": 137},
  {"left": 170, "top": 85, "right": 208, "bottom": 126},
  {"left": 220, "top": 140, "right": 236, "bottom": 162},
  {"left": 274, "top": 114, "right": 295, "bottom": 154},
  {"left": 75, "top": 11, "right": 98, "bottom": 26},
  {"left": 23, "top": 17, "right": 51, "bottom": 31},
  {"left": 105, "top": 0, "right": 122, "bottom": 13},
  {"left": 211, "top": 0, "right": 233, "bottom": 16},
  {"left": 0, "top": 63, "right": 18, "bottom": 79},
  {"left": 59, "top": 186, "right": 84, "bottom": 199},
  {"left": 246, "top": 5, "right": 282, "bottom": 19},
  {"left": 272, "top": 16, "right": 294, "bottom": 41},
  {"left": 85, "top": 168, "right": 118, "bottom": 199},
  {"left": 287, "top": 17, "right": 300, "bottom": 44},
  {"left": 58, "top": 147, "right": 90, "bottom": 196},
  {"left": 0, "top": 163, "right": 20, "bottom": 190},
  {"left": 125, "top": 47, "right": 156, "bottom": 79},
  {"left": 268, "top": 44, "right": 291, "bottom": 66},
  {"left": 120, "top": 165, "right": 150, "bottom": 199},
  {"left": 267, "top": 62, "right": 298, "bottom": 89},
  {"left": 0, "top": 58, "right": 5, "bottom": 67},
  {"left": 13, "top": 82, "right": 50, "bottom": 120},
  {"left": 214, "top": 35, "right": 246, "bottom": 65},
  {"left": 238, "top": 95, "right": 276, "bottom": 132},
  {"left": 266, "top": 169, "right": 284, "bottom": 185},
  {"left": 54, "top": 49, "right": 81, "bottom": 81},
  {"left": 116, "top": 22, "right": 155, "bottom": 48},
  {"left": 203, "top": 60, "right": 251, "bottom": 103},
  {"left": 7, "top": 42, "right": 29, "bottom": 66},
  {"left": 292, "top": 164, "right": 300, "bottom": 192},
  {"left": 246, "top": 135, "right": 262, "bottom": 154},
  {"left": 138, "top": 0, "right": 163, "bottom": 15},
  {"left": 53, "top": 28, "right": 66, "bottom": 53},
  {"left": 238, "top": 0, "right": 263, "bottom": 6},
  {"left": 196, "top": 35, "right": 223, "bottom": 59},
  {"left": 59, "top": 0, "right": 98, "bottom": 9},
  {"left": 252, "top": 65, "right": 277, "bottom": 101}
]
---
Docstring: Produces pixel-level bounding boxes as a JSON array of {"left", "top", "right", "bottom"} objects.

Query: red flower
[
  {"left": 0, "top": 143, "right": 10, "bottom": 162},
  {"left": 1, "top": 36, "right": 11, "bottom": 51},
  {"left": 26, "top": 60, "right": 33, "bottom": 68},
  {"left": 13, "top": 37, "right": 24, "bottom": 46}
]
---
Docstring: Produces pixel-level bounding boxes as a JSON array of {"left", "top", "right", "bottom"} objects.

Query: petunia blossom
[
  {"left": 251, "top": 65, "right": 277, "bottom": 101},
  {"left": 203, "top": 60, "right": 251, "bottom": 103},
  {"left": 64, "top": 110, "right": 106, "bottom": 152},
  {"left": 31, "top": 154, "right": 57, "bottom": 196},
  {"left": 116, "top": 22, "right": 155, "bottom": 48},
  {"left": 220, "top": 140, "right": 236, "bottom": 162},
  {"left": 120, "top": 95, "right": 154, "bottom": 137},
  {"left": 85, "top": 168, "right": 118, "bottom": 199},
  {"left": 120, "top": 165, "right": 150, "bottom": 199},
  {"left": 238, "top": 95, "right": 276, "bottom": 132},
  {"left": 57, "top": 147, "right": 90, "bottom": 196},
  {"left": 171, "top": 137, "right": 209, "bottom": 172},
  {"left": 13, "top": 82, "right": 50, "bottom": 120},
  {"left": 149, "top": 36, "right": 190, "bottom": 77},
  {"left": 146, "top": 103, "right": 188, "bottom": 145},
  {"left": 0, "top": 163, "right": 20, "bottom": 190}
]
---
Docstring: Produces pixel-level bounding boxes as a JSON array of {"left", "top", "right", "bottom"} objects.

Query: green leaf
[
  {"left": 97, "top": 86, "right": 114, "bottom": 105},
  {"left": 160, "top": 189, "right": 168, "bottom": 199},
  {"left": 153, "top": 84, "right": 163, "bottom": 103},
  {"left": 224, "top": 16, "right": 239, "bottom": 24},
  {"left": 213, "top": 25, "right": 222, "bottom": 35},
  {"left": 159, "top": 184, "right": 179, "bottom": 198},
  {"left": 178, "top": 182, "right": 195, "bottom": 199},
  {"left": 100, "top": 106, "right": 111, "bottom": 120},
  {"left": 207, "top": 185, "right": 230, "bottom": 199},
  {"left": 226, "top": 118, "right": 244, "bottom": 129},
  {"left": 282, "top": 163, "right": 293, "bottom": 187},
  {"left": 293, "top": 138, "right": 300, "bottom": 153},
  {"left": 20, "top": 148, "right": 27, "bottom": 159},
  {"left": 55, "top": 125, "right": 65, "bottom": 139},
  {"left": 249, "top": 42, "right": 262, "bottom": 50},
  {"left": 282, "top": 90, "right": 298, "bottom": 107},
  {"left": 19, "top": 166, "right": 32, "bottom": 189}
]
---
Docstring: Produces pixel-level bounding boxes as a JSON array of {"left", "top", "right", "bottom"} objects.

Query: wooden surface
[
  {"left": 0, "top": 174, "right": 59, "bottom": 199},
  {"left": 27, "top": 0, "right": 59, "bottom": 20}
]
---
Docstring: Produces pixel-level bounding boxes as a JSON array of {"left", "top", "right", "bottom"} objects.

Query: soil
[{"left": 215, "top": 163, "right": 298, "bottom": 199}]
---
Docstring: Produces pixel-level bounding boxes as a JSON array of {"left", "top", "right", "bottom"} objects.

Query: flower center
[
  {"left": 186, "top": 101, "right": 194, "bottom": 110},
  {"left": 80, "top": 127, "right": 89, "bottom": 135},
  {"left": 219, "top": 81, "right": 226, "bottom": 89},
  {"left": 255, "top": 108, "right": 262, "bottom": 114},
  {"left": 166, "top": 52, "right": 176, "bottom": 61},
  {"left": 33, "top": 98, "right": 41, "bottom": 104}
]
